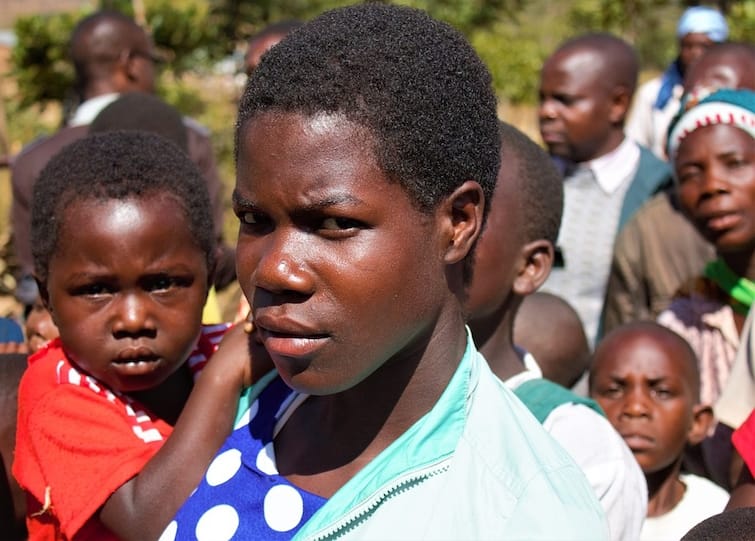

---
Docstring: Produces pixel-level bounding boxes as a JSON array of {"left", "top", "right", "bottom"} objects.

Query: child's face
[
  {"left": 675, "top": 124, "right": 755, "bottom": 253},
  {"left": 590, "top": 332, "right": 700, "bottom": 474},
  {"left": 42, "top": 194, "right": 209, "bottom": 393},
  {"left": 235, "top": 111, "right": 454, "bottom": 395},
  {"left": 466, "top": 152, "right": 523, "bottom": 319},
  {"left": 25, "top": 298, "right": 59, "bottom": 354},
  {"left": 538, "top": 48, "right": 619, "bottom": 163}
]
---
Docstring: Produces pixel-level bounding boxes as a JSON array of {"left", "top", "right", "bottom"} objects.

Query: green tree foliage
[{"left": 10, "top": 11, "right": 80, "bottom": 109}]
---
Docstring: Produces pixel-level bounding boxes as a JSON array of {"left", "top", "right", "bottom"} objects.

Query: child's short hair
[
  {"left": 237, "top": 2, "right": 500, "bottom": 215},
  {"left": 31, "top": 130, "right": 216, "bottom": 282},
  {"left": 499, "top": 122, "right": 563, "bottom": 244}
]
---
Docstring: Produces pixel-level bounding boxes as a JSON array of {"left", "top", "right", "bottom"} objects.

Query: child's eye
[
  {"left": 143, "top": 275, "right": 193, "bottom": 293},
  {"left": 598, "top": 384, "right": 623, "bottom": 399},
  {"left": 652, "top": 387, "right": 674, "bottom": 399},
  {"left": 72, "top": 283, "right": 112, "bottom": 297}
]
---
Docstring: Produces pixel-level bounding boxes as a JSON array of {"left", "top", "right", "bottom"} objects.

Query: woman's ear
[
  {"left": 442, "top": 180, "right": 484, "bottom": 265},
  {"left": 687, "top": 404, "right": 714, "bottom": 446},
  {"left": 512, "top": 240, "right": 554, "bottom": 297}
]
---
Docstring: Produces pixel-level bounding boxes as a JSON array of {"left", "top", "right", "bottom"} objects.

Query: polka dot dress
[{"left": 164, "top": 378, "right": 326, "bottom": 540}]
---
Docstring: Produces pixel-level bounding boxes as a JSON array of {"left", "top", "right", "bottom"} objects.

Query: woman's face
[
  {"left": 234, "top": 111, "right": 453, "bottom": 395},
  {"left": 675, "top": 124, "right": 755, "bottom": 254}
]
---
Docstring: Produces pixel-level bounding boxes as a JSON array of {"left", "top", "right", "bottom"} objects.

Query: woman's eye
[
  {"left": 320, "top": 217, "right": 361, "bottom": 231},
  {"left": 239, "top": 211, "right": 258, "bottom": 225}
]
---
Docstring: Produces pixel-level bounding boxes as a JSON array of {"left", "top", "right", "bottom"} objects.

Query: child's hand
[{"left": 210, "top": 319, "right": 275, "bottom": 389}]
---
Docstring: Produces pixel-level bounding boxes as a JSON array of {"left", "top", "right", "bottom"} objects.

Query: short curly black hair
[
  {"left": 499, "top": 122, "right": 563, "bottom": 244},
  {"left": 31, "top": 130, "right": 216, "bottom": 282},
  {"left": 236, "top": 2, "right": 500, "bottom": 214}
]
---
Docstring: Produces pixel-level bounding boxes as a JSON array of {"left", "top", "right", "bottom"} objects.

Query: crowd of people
[{"left": 0, "top": 2, "right": 754, "bottom": 540}]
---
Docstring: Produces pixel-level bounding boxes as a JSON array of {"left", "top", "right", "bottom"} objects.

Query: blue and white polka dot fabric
[{"left": 164, "top": 378, "right": 326, "bottom": 540}]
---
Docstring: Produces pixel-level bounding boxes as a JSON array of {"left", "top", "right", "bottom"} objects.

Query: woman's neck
[
  {"left": 274, "top": 308, "right": 468, "bottom": 497},
  {"left": 721, "top": 248, "right": 755, "bottom": 281}
]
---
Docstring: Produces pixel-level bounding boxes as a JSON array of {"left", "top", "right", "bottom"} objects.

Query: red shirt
[
  {"left": 13, "top": 324, "right": 228, "bottom": 540},
  {"left": 733, "top": 408, "right": 755, "bottom": 478}
]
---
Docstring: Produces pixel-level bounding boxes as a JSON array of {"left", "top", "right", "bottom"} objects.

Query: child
[
  {"left": 12, "top": 130, "right": 254, "bottom": 540},
  {"left": 513, "top": 291, "right": 591, "bottom": 389},
  {"left": 656, "top": 88, "right": 755, "bottom": 488},
  {"left": 538, "top": 32, "right": 671, "bottom": 346},
  {"left": 467, "top": 121, "right": 646, "bottom": 541},
  {"left": 167, "top": 4, "right": 608, "bottom": 540},
  {"left": 590, "top": 321, "right": 728, "bottom": 541}
]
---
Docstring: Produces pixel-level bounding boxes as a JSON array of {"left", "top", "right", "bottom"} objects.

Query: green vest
[{"left": 514, "top": 378, "right": 605, "bottom": 424}]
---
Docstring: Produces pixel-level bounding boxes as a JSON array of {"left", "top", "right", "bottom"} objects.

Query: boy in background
[
  {"left": 467, "top": 122, "right": 646, "bottom": 540},
  {"left": 590, "top": 322, "right": 728, "bottom": 541}
]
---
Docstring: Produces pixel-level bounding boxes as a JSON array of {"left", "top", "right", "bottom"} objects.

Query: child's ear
[
  {"left": 609, "top": 85, "right": 631, "bottom": 125},
  {"left": 687, "top": 404, "right": 714, "bottom": 446},
  {"left": 512, "top": 240, "right": 554, "bottom": 297},
  {"left": 442, "top": 180, "right": 484, "bottom": 265}
]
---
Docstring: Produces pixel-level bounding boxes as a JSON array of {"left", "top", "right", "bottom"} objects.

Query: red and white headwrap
[{"left": 666, "top": 88, "right": 755, "bottom": 160}]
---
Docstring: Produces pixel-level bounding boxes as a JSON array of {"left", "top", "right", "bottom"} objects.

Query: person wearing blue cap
[
  {"left": 657, "top": 88, "right": 755, "bottom": 490},
  {"left": 626, "top": 5, "right": 729, "bottom": 160}
]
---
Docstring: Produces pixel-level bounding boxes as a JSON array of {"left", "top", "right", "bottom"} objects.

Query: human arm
[{"left": 99, "top": 323, "right": 269, "bottom": 540}]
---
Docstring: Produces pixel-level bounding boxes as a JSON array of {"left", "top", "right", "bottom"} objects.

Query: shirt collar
[
  {"left": 68, "top": 93, "right": 120, "bottom": 127},
  {"left": 583, "top": 137, "right": 640, "bottom": 194}
]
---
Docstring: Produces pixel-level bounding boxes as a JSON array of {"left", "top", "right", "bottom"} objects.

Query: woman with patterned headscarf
[{"left": 658, "top": 88, "right": 755, "bottom": 491}]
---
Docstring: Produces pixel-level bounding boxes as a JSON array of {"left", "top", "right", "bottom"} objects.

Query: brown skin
[
  {"left": 726, "top": 465, "right": 755, "bottom": 509},
  {"left": 679, "top": 32, "right": 716, "bottom": 76},
  {"left": 514, "top": 292, "right": 591, "bottom": 389},
  {"left": 70, "top": 16, "right": 157, "bottom": 100},
  {"left": 234, "top": 111, "right": 482, "bottom": 497},
  {"left": 24, "top": 297, "right": 58, "bottom": 354},
  {"left": 465, "top": 143, "right": 554, "bottom": 381},
  {"left": 675, "top": 124, "right": 755, "bottom": 317},
  {"left": 683, "top": 43, "right": 755, "bottom": 94},
  {"left": 590, "top": 323, "right": 712, "bottom": 517},
  {"left": 38, "top": 194, "right": 254, "bottom": 540},
  {"left": 538, "top": 44, "right": 632, "bottom": 164}
]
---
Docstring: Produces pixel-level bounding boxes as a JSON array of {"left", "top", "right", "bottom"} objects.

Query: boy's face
[
  {"left": 466, "top": 153, "right": 523, "bottom": 319},
  {"left": 590, "top": 331, "right": 702, "bottom": 473},
  {"left": 538, "top": 48, "right": 620, "bottom": 163},
  {"left": 235, "top": 111, "right": 456, "bottom": 396},
  {"left": 675, "top": 124, "right": 755, "bottom": 254},
  {"left": 25, "top": 298, "right": 59, "bottom": 354},
  {"left": 42, "top": 194, "right": 209, "bottom": 393}
]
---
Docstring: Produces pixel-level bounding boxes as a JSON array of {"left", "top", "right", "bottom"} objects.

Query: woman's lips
[
  {"left": 259, "top": 330, "right": 328, "bottom": 358},
  {"left": 703, "top": 212, "right": 741, "bottom": 231}
]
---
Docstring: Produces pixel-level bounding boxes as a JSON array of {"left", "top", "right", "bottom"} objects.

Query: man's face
[{"left": 538, "top": 48, "right": 619, "bottom": 163}]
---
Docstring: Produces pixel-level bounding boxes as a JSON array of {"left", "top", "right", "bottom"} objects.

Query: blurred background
[{"left": 0, "top": 0, "right": 753, "bottom": 318}]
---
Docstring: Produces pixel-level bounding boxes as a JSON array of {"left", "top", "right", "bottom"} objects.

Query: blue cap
[{"left": 677, "top": 6, "right": 729, "bottom": 42}]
